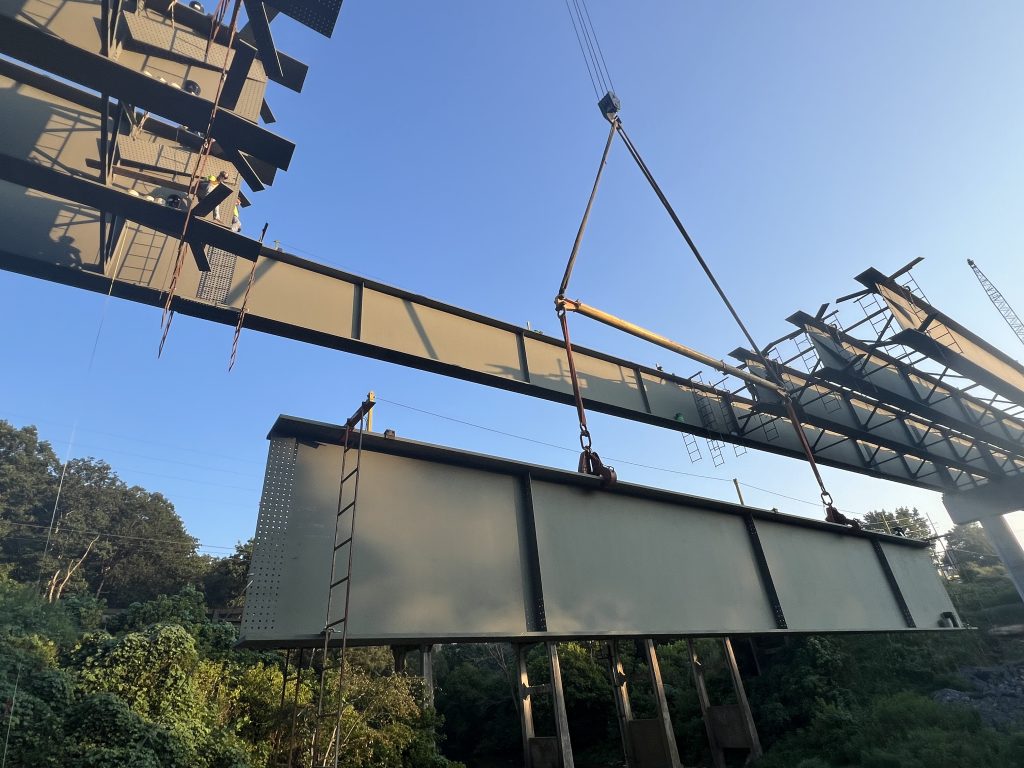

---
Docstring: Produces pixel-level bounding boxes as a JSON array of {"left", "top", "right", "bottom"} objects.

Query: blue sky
[{"left": 3, "top": 1, "right": 1024, "bottom": 554}]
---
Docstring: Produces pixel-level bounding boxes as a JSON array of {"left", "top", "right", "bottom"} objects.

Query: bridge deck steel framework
[{"left": 2, "top": 0, "right": 1022, "bottom": 597}]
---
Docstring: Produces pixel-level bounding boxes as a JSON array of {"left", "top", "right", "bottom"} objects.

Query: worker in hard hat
[{"left": 197, "top": 170, "right": 230, "bottom": 221}]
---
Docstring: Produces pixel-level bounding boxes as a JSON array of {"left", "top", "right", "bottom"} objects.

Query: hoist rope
[
  {"left": 613, "top": 122, "right": 841, "bottom": 512},
  {"left": 558, "top": 118, "right": 617, "bottom": 297},
  {"left": 562, "top": 0, "right": 614, "bottom": 99}
]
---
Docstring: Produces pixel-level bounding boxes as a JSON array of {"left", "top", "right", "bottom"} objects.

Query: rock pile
[{"left": 933, "top": 661, "right": 1024, "bottom": 728}]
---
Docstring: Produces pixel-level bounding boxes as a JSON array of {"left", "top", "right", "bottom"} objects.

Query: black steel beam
[
  {"left": 743, "top": 513, "right": 787, "bottom": 629},
  {"left": 0, "top": 154, "right": 261, "bottom": 262},
  {"left": 517, "top": 474, "right": 547, "bottom": 633},
  {"left": 870, "top": 539, "right": 916, "bottom": 627},
  {"left": 241, "top": 0, "right": 284, "bottom": 81},
  {"left": 0, "top": 13, "right": 294, "bottom": 171},
  {"left": 221, "top": 40, "right": 257, "bottom": 112}
]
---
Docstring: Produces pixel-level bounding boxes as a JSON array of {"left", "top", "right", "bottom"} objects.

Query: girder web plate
[
  {"left": 241, "top": 437, "right": 297, "bottom": 634},
  {"left": 238, "top": 417, "right": 961, "bottom": 648}
]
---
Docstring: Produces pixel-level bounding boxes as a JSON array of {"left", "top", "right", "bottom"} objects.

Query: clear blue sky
[{"left": 3, "top": 1, "right": 1024, "bottom": 554}]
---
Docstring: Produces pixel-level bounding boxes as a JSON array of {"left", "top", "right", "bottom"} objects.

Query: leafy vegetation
[{"left": 1, "top": 419, "right": 1023, "bottom": 766}]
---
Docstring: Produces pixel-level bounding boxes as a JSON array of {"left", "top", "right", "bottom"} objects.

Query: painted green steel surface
[{"left": 238, "top": 417, "right": 961, "bottom": 647}]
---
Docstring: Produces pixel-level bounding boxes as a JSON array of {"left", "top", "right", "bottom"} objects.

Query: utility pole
[{"left": 967, "top": 259, "right": 1024, "bottom": 348}]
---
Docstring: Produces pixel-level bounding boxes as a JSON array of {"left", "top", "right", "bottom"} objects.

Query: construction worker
[
  {"left": 197, "top": 170, "right": 229, "bottom": 221},
  {"left": 231, "top": 204, "right": 241, "bottom": 233}
]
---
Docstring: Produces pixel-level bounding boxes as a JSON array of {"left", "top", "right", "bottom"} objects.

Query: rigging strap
[{"left": 554, "top": 115, "right": 622, "bottom": 488}]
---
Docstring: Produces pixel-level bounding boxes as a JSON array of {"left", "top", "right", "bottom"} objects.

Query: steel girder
[
  {"left": 790, "top": 311, "right": 1024, "bottom": 457},
  {"left": 732, "top": 349, "right": 1024, "bottom": 487},
  {"left": 0, "top": 235, "right": 994, "bottom": 495},
  {"left": 857, "top": 268, "right": 1024, "bottom": 406},
  {"left": 0, "top": 12, "right": 295, "bottom": 172}
]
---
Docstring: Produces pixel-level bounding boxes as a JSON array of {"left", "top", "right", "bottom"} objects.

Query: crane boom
[{"left": 968, "top": 259, "right": 1024, "bottom": 347}]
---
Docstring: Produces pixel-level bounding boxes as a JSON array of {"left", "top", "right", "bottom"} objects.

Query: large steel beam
[
  {"left": 238, "top": 415, "right": 961, "bottom": 647},
  {"left": 857, "top": 268, "right": 1024, "bottom": 405},
  {"left": 790, "top": 311, "right": 1024, "bottom": 457},
  {"left": 0, "top": 12, "right": 295, "bottom": 171},
  {"left": 733, "top": 350, "right": 1021, "bottom": 485},
  {"left": 0, "top": 238, "right": 979, "bottom": 494}
]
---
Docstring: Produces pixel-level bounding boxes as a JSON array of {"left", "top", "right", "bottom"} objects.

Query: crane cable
[
  {"left": 556, "top": 15, "right": 850, "bottom": 525},
  {"left": 613, "top": 122, "right": 851, "bottom": 525},
  {"left": 555, "top": 117, "right": 618, "bottom": 487}
]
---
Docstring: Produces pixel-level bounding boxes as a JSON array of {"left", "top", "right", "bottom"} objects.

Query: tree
[
  {"left": 203, "top": 539, "right": 253, "bottom": 607},
  {"left": 944, "top": 523, "right": 1001, "bottom": 570},
  {"left": 0, "top": 421, "right": 60, "bottom": 581},
  {"left": 861, "top": 506, "right": 933, "bottom": 540},
  {"left": 0, "top": 421, "right": 203, "bottom": 605}
]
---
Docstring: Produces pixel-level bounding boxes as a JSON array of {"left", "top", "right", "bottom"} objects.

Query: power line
[
  {"left": 374, "top": 395, "right": 733, "bottom": 483},
  {"left": 2, "top": 414, "right": 264, "bottom": 466},
  {"left": 3, "top": 520, "right": 240, "bottom": 553}
]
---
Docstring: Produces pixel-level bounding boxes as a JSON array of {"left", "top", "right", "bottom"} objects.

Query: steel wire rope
[
  {"left": 604, "top": 119, "right": 845, "bottom": 519},
  {"left": 562, "top": 0, "right": 601, "bottom": 98},
  {"left": 3, "top": 521, "right": 239, "bottom": 552},
  {"left": 552, "top": 1, "right": 844, "bottom": 518},
  {"left": 578, "top": 0, "right": 615, "bottom": 92},
  {"left": 35, "top": 440, "right": 261, "bottom": 477},
  {"left": 571, "top": 0, "right": 608, "bottom": 94}
]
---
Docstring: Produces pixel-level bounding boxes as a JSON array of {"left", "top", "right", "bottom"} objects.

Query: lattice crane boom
[{"left": 968, "top": 259, "right": 1024, "bottom": 346}]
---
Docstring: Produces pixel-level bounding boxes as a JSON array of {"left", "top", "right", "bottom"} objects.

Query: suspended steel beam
[{"left": 0, "top": 228, "right": 991, "bottom": 495}]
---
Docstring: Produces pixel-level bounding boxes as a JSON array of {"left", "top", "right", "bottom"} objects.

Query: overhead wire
[
  {"left": 2, "top": 414, "right": 265, "bottom": 465},
  {"left": 372, "top": 395, "right": 878, "bottom": 516},
  {"left": 5, "top": 520, "right": 238, "bottom": 553}
]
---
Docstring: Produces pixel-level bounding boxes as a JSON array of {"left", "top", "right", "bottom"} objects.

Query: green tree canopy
[
  {"left": 0, "top": 420, "right": 203, "bottom": 606},
  {"left": 861, "top": 506, "right": 933, "bottom": 540}
]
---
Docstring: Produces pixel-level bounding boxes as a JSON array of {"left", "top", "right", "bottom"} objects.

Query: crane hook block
[{"left": 598, "top": 91, "right": 621, "bottom": 121}]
